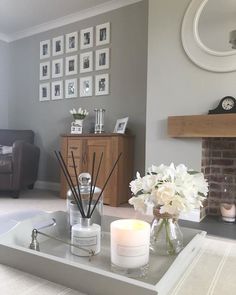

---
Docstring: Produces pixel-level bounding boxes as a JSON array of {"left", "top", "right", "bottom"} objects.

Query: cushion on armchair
[
  {"left": 0, "top": 146, "right": 13, "bottom": 155},
  {"left": 0, "top": 155, "right": 13, "bottom": 174}
]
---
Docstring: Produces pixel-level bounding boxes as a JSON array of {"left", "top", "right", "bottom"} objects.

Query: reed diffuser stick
[
  {"left": 58, "top": 151, "right": 82, "bottom": 212},
  {"left": 87, "top": 152, "right": 104, "bottom": 217},
  {"left": 90, "top": 153, "right": 122, "bottom": 217},
  {"left": 56, "top": 151, "right": 85, "bottom": 218},
  {"left": 87, "top": 152, "right": 96, "bottom": 218},
  {"left": 55, "top": 151, "right": 84, "bottom": 216},
  {"left": 71, "top": 151, "right": 86, "bottom": 217}
]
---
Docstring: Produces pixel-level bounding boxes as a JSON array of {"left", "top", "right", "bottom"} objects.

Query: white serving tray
[{"left": 0, "top": 211, "right": 206, "bottom": 295}]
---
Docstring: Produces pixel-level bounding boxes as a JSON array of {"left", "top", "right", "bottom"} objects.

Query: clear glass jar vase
[
  {"left": 150, "top": 209, "right": 183, "bottom": 255},
  {"left": 67, "top": 173, "right": 103, "bottom": 227}
]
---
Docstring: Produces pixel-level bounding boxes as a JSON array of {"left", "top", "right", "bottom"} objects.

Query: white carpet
[
  {"left": 0, "top": 189, "right": 138, "bottom": 219},
  {"left": 0, "top": 265, "right": 84, "bottom": 295},
  {"left": 170, "top": 236, "right": 236, "bottom": 295}
]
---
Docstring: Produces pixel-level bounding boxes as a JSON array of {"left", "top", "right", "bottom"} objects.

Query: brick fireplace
[
  {"left": 168, "top": 113, "right": 236, "bottom": 218},
  {"left": 202, "top": 138, "right": 236, "bottom": 215}
]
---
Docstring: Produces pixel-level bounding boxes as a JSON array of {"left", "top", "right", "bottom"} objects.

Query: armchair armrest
[{"left": 12, "top": 140, "right": 40, "bottom": 190}]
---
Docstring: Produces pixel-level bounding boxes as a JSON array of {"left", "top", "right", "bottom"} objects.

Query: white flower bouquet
[
  {"left": 129, "top": 163, "right": 208, "bottom": 216},
  {"left": 70, "top": 108, "right": 89, "bottom": 120}
]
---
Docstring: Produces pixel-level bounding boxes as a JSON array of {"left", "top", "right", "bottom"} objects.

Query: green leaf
[{"left": 188, "top": 170, "right": 200, "bottom": 175}]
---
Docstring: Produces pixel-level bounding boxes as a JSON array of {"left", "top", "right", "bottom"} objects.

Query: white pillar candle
[{"left": 110, "top": 219, "right": 150, "bottom": 269}]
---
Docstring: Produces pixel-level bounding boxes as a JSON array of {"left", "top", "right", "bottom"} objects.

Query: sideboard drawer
[
  {"left": 67, "top": 158, "right": 82, "bottom": 176},
  {"left": 68, "top": 139, "right": 83, "bottom": 157}
]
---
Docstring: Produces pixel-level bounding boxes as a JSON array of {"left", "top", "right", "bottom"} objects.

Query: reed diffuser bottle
[
  {"left": 55, "top": 150, "right": 121, "bottom": 257},
  {"left": 71, "top": 217, "right": 101, "bottom": 256}
]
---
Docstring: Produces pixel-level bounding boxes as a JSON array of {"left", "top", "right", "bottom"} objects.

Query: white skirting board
[{"left": 35, "top": 181, "right": 60, "bottom": 192}]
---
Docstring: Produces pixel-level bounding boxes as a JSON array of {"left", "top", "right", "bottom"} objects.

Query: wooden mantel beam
[{"left": 168, "top": 114, "right": 236, "bottom": 138}]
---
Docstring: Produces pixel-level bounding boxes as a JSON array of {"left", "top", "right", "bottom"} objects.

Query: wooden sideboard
[{"left": 60, "top": 133, "right": 134, "bottom": 206}]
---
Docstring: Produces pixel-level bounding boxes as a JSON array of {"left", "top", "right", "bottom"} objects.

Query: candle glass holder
[
  {"left": 110, "top": 219, "right": 150, "bottom": 278},
  {"left": 220, "top": 174, "right": 236, "bottom": 223},
  {"left": 94, "top": 109, "right": 105, "bottom": 134}
]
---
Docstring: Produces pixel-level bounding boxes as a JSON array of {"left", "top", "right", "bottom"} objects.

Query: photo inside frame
[
  {"left": 55, "top": 85, "right": 60, "bottom": 96},
  {"left": 69, "top": 60, "right": 75, "bottom": 71},
  {"left": 42, "top": 87, "right": 47, "bottom": 97},
  {"left": 117, "top": 122, "right": 125, "bottom": 131},
  {"left": 99, "top": 78, "right": 106, "bottom": 91},
  {"left": 83, "top": 80, "right": 90, "bottom": 93},
  {"left": 55, "top": 63, "right": 60, "bottom": 74},
  {"left": 42, "top": 44, "right": 48, "bottom": 55},
  {"left": 68, "top": 83, "right": 75, "bottom": 94},
  {"left": 69, "top": 37, "right": 75, "bottom": 48},
  {"left": 55, "top": 41, "right": 61, "bottom": 52},
  {"left": 84, "top": 32, "right": 90, "bottom": 45},
  {"left": 83, "top": 57, "right": 90, "bottom": 69},
  {"left": 99, "top": 53, "right": 106, "bottom": 66},
  {"left": 42, "top": 65, "right": 47, "bottom": 76},
  {"left": 100, "top": 28, "right": 107, "bottom": 41}
]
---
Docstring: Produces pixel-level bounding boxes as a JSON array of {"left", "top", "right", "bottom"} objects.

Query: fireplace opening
[{"left": 202, "top": 138, "right": 236, "bottom": 216}]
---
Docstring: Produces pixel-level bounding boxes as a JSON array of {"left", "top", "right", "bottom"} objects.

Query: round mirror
[
  {"left": 198, "top": 0, "right": 236, "bottom": 52},
  {"left": 182, "top": 0, "right": 236, "bottom": 72}
]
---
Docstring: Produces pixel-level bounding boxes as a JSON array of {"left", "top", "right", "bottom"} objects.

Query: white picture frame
[
  {"left": 80, "top": 76, "right": 93, "bottom": 97},
  {"left": 65, "top": 79, "right": 78, "bottom": 99},
  {"left": 52, "top": 58, "right": 63, "bottom": 78},
  {"left": 113, "top": 117, "right": 129, "bottom": 134},
  {"left": 39, "top": 83, "right": 50, "bottom": 101},
  {"left": 51, "top": 81, "right": 63, "bottom": 100},
  {"left": 95, "top": 48, "right": 110, "bottom": 71},
  {"left": 96, "top": 22, "right": 110, "bottom": 46},
  {"left": 80, "top": 27, "right": 93, "bottom": 50},
  {"left": 95, "top": 73, "right": 109, "bottom": 96},
  {"left": 66, "top": 32, "right": 78, "bottom": 53},
  {"left": 40, "top": 40, "right": 50, "bottom": 59},
  {"left": 80, "top": 51, "right": 93, "bottom": 73},
  {"left": 40, "top": 61, "right": 50, "bottom": 80},
  {"left": 52, "top": 35, "right": 64, "bottom": 56},
  {"left": 65, "top": 55, "right": 78, "bottom": 76}
]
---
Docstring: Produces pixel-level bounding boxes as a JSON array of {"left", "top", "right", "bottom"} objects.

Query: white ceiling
[
  {"left": 0, "top": 0, "right": 108, "bottom": 34},
  {"left": 0, "top": 0, "right": 140, "bottom": 42}
]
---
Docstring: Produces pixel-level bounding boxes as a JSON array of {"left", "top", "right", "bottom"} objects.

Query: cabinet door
[
  {"left": 67, "top": 139, "right": 85, "bottom": 177},
  {"left": 60, "top": 138, "right": 85, "bottom": 198},
  {"left": 86, "top": 139, "right": 113, "bottom": 205}
]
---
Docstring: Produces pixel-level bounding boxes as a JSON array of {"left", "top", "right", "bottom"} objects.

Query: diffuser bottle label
[
  {"left": 117, "top": 244, "right": 147, "bottom": 257},
  {"left": 73, "top": 235, "right": 97, "bottom": 247}
]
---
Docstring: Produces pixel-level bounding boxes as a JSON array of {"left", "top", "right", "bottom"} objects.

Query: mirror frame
[{"left": 182, "top": 0, "right": 236, "bottom": 72}]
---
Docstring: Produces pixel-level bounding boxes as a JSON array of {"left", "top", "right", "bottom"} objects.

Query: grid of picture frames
[{"left": 39, "top": 22, "right": 111, "bottom": 102}]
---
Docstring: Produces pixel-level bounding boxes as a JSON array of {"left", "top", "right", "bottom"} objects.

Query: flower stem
[
  {"left": 164, "top": 219, "right": 175, "bottom": 255},
  {"left": 154, "top": 219, "right": 165, "bottom": 241}
]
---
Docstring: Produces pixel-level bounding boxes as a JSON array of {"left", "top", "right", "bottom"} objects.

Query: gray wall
[
  {"left": 8, "top": 1, "right": 148, "bottom": 183},
  {"left": 0, "top": 40, "right": 9, "bottom": 128},
  {"left": 146, "top": 0, "right": 236, "bottom": 171}
]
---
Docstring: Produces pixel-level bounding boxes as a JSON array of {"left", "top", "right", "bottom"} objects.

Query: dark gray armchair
[{"left": 0, "top": 130, "right": 40, "bottom": 197}]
